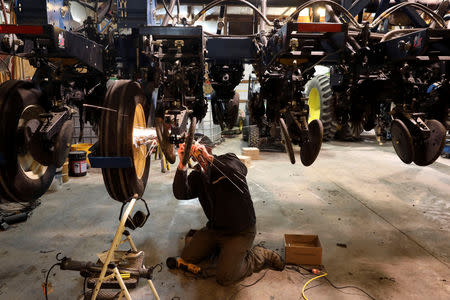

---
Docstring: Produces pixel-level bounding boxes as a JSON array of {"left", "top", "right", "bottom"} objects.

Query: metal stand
[
  {"left": 156, "top": 145, "right": 171, "bottom": 173},
  {"left": 90, "top": 198, "right": 160, "bottom": 300}
]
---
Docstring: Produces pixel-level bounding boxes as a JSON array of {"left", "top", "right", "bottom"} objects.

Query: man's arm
[
  {"left": 172, "top": 169, "right": 200, "bottom": 200},
  {"left": 173, "top": 143, "right": 200, "bottom": 200}
]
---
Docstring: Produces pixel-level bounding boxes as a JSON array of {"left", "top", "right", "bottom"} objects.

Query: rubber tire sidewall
[
  {"left": 248, "top": 125, "right": 260, "bottom": 148},
  {"left": 226, "top": 92, "right": 240, "bottom": 130},
  {"left": 304, "top": 75, "right": 337, "bottom": 141},
  {"left": 242, "top": 115, "right": 250, "bottom": 141},
  {"left": 100, "top": 80, "right": 151, "bottom": 202},
  {"left": 0, "top": 80, "right": 56, "bottom": 202}
]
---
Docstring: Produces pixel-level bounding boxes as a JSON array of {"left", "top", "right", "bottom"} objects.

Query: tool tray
[{"left": 86, "top": 251, "right": 145, "bottom": 290}]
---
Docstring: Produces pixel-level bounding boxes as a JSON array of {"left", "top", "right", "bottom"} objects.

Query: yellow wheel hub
[
  {"left": 132, "top": 104, "right": 146, "bottom": 179},
  {"left": 308, "top": 87, "right": 321, "bottom": 122}
]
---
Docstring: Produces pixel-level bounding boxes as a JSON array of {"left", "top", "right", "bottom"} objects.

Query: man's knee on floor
[
  {"left": 216, "top": 270, "right": 241, "bottom": 286},
  {"left": 216, "top": 274, "right": 236, "bottom": 286},
  {"left": 180, "top": 254, "right": 199, "bottom": 265}
]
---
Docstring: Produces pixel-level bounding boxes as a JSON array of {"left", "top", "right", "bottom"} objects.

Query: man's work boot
[{"left": 251, "top": 245, "right": 285, "bottom": 271}]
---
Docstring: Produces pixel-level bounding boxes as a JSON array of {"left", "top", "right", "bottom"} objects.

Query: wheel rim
[
  {"left": 17, "top": 105, "right": 48, "bottom": 180},
  {"left": 132, "top": 103, "right": 147, "bottom": 179},
  {"left": 18, "top": 153, "right": 47, "bottom": 180},
  {"left": 308, "top": 87, "right": 321, "bottom": 121}
]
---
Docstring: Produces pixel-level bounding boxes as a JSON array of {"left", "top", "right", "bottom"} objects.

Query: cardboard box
[
  {"left": 242, "top": 147, "right": 260, "bottom": 160},
  {"left": 284, "top": 234, "right": 322, "bottom": 265}
]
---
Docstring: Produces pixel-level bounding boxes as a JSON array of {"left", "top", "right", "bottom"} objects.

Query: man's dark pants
[{"left": 181, "top": 224, "right": 264, "bottom": 286}]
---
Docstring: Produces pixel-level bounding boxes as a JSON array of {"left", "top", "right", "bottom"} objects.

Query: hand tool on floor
[
  {"left": 0, "top": 212, "right": 28, "bottom": 230},
  {"left": 166, "top": 257, "right": 203, "bottom": 276}
]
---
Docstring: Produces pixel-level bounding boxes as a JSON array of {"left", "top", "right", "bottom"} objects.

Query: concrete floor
[{"left": 0, "top": 135, "right": 449, "bottom": 300}]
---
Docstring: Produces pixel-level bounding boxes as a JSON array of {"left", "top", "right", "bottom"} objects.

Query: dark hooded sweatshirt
[{"left": 173, "top": 153, "right": 256, "bottom": 234}]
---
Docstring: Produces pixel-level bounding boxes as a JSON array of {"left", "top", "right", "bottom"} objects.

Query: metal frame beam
[
  {"left": 177, "top": 0, "right": 444, "bottom": 9},
  {"left": 178, "top": 0, "right": 321, "bottom": 7}
]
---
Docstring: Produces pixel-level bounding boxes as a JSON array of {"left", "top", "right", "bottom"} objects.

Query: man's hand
[
  {"left": 178, "top": 143, "right": 213, "bottom": 171},
  {"left": 191, "top": 144, "right": 214, "bottom": 170}
]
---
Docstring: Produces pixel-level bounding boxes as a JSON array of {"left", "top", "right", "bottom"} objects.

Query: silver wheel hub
[{"left": 17, "top": 105, "right": 48, "bottom": 180}]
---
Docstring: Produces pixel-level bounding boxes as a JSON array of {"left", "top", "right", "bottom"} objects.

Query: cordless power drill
[{"left": 166, "top": 257, "right": 203, "bottom": 276}]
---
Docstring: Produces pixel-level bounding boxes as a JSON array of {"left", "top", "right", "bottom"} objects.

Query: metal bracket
[
  {"left": 38, "top": 110, "right": 70, "bottom": 140},
  {"left": 394, "top": 110, "right": 431, "bottom": 140}
]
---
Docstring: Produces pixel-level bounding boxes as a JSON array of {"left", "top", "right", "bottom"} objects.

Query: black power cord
[
  {"left": 161, "top": 0, "right": 174, "bottom": 20},
  {"left": 43, "top": 252, "right": 67, "bottom": 300},
  {"left": 228, "top": 270, "right": 269, "bottom": 300},
  {"left": 83, "top": 276, "right": 87, "bottom": 299},
  {"left": 323, "top": 276, "right": 376, "bottom": 300},
  {"left": 44, "top": 263, "right": 61, "bottom": 300}
]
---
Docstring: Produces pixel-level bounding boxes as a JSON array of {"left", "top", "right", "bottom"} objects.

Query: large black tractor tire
[
  {"left": 211, "top": 91, "right": 225, "bottom": 131},
  {"left": 226, "top": 92, "right": 240, "bottom": 130},
  {"left": 242, "top": 115, "right": 250, "bottom": 141},
  {"left": 335, "top": 123, "right": 358, "bottom": 141},
  {"left": 99, "top": 80, "right": 151, "bottom": 203},
  {"left": 0, "top": 80, "right": 56, "bottom": 202},
  {"left": 304, "top": 75, "right": 337, "bottom": 141},
  {"left": 248, "top": 125, "right": 260, "bottom": 148}
]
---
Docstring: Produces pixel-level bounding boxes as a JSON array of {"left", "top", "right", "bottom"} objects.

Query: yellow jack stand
[
  {"left": 156, "top": 145, "right": 171, "bottom": 173},
  {"left": 88, "top": 197, "right": 160, "bottom": 300}
]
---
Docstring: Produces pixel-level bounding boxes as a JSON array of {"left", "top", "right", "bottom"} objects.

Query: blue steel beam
[
  {"left": 89, "top": 157, "right": 133, "bottom": 169},
  {"left": 394, "top": 0, "right": 427, "bottom": 28},
  {"left": 341, "top": 0, "right": 353, "bottom": 9},
  {"left": 374, "top": 0, "right": 391, "bottom": 18},
  {"left": 348, "top": 0, "right": 370, "bottom": 17}
]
